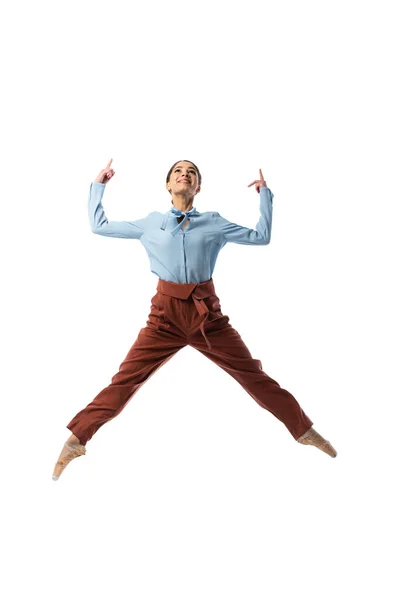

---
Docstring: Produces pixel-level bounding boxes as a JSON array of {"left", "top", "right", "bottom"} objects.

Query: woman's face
[{"left": 167, "top": 161, "right": 200, "bottom": 197}]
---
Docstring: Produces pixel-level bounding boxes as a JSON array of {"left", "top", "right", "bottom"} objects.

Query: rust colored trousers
[{"left": 67, "top": 278, "right": 313, "bottom": 445}]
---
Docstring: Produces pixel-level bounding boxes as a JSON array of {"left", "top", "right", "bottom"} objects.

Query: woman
[{"left": 52, "top": 159, "right": 337, "bottom": 480}]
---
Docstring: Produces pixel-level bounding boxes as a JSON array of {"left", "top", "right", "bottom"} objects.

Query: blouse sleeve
[
  {"left": 214, "top": 186, "right": 274, "bottom": 245},
  {"left": 88, "top": 182, "right": 149, "bottom": 239}
]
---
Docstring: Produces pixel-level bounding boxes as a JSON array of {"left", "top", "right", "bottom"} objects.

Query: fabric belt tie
[
  {"left": 191, "top": 295, "right": 212, "bottom": 350},
  {"left": 156, "top": 278, "right": 215, "bottom": 350}
]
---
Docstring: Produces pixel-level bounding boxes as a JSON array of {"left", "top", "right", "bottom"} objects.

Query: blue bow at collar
[
  {"left": 170, "top": 206, "right": 197, "bottom": 218},
  {"left": 161, "top": 206, "right": 198, "bottom": 235}
]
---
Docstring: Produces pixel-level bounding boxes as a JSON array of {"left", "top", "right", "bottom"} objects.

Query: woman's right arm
[{"left": 89, "top": 159, "right": 148, "bottom": 239}]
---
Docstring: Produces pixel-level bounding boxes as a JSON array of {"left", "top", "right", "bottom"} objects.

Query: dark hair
[{"left": 166, "top": 160, "right": 202, "bottom": 204}]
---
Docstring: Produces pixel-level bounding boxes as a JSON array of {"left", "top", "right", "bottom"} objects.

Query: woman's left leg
[{"left": 187, "top": 296, "right": 313, "bottom": 440}]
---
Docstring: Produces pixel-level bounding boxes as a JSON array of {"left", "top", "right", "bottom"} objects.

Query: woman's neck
[{"left": 171, "top": 193, "right": 194, "bottom": 212}]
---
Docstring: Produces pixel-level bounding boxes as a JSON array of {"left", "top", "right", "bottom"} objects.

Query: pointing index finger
[{"left": 107, "top": 158, "right": 113, "bottom": 168}]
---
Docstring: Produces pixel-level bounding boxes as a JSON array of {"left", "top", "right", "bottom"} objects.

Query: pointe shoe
[
  {"left": 52, "top": 442, "right": 86, "bottom": 480},
  {"left": 297, "top": 427, "right": 337, "bottom": 458}
]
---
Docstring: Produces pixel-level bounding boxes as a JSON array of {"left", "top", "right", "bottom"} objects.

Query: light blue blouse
[{"left": 88, "top": 182, "right": 274, "bottom": 284}]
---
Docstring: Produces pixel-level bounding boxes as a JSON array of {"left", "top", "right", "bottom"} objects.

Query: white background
[{"left": 1, "top": 0, "right": 399, "bottom": 598}]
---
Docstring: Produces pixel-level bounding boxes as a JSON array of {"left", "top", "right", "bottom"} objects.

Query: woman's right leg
[
  {"left": 52, "top": 305, "right": 187, "bottom": 479},
  {"left": 66, "top": 324, "right": 187, "bottom": 446}
]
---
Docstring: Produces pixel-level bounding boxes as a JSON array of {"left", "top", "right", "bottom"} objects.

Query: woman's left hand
[{"left": 248, "top": 168, "right": 267, "bottom": 193}]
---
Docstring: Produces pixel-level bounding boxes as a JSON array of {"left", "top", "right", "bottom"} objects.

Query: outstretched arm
[
  {"left": 89, "top": 182, "right": 149, "bottom": 239},
  {"left": 88, "top": 158, "right": 149, "bottom": 239},
  {"left": 214, "top": 169, "right": 274, "bottom": 245}
]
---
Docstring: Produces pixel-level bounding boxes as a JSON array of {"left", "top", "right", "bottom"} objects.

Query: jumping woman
[{"left": 52, "top": 159, "right": 337, "bottom": 480}]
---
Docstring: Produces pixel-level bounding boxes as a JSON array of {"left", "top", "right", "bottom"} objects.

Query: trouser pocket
[{"left": 148, "top": 292, "right": 169, "bottom": 331}]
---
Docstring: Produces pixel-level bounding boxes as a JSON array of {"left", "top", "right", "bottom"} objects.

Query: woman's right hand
[{"left": 94, "top": 158, "right": 115, "bottom": 184}]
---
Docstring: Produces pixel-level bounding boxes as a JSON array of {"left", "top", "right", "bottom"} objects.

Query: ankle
[{"left": 67, "top": 433, "right": 81, "bottom": 445}]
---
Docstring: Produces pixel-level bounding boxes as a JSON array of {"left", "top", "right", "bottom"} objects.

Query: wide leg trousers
[{"left": 67, "top": 278, "right": 313, "bottom": 445}]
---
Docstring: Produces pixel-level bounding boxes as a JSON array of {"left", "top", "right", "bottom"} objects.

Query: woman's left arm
[{"left": 214, "top": 169, "right": 274, "bottom": 245}]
